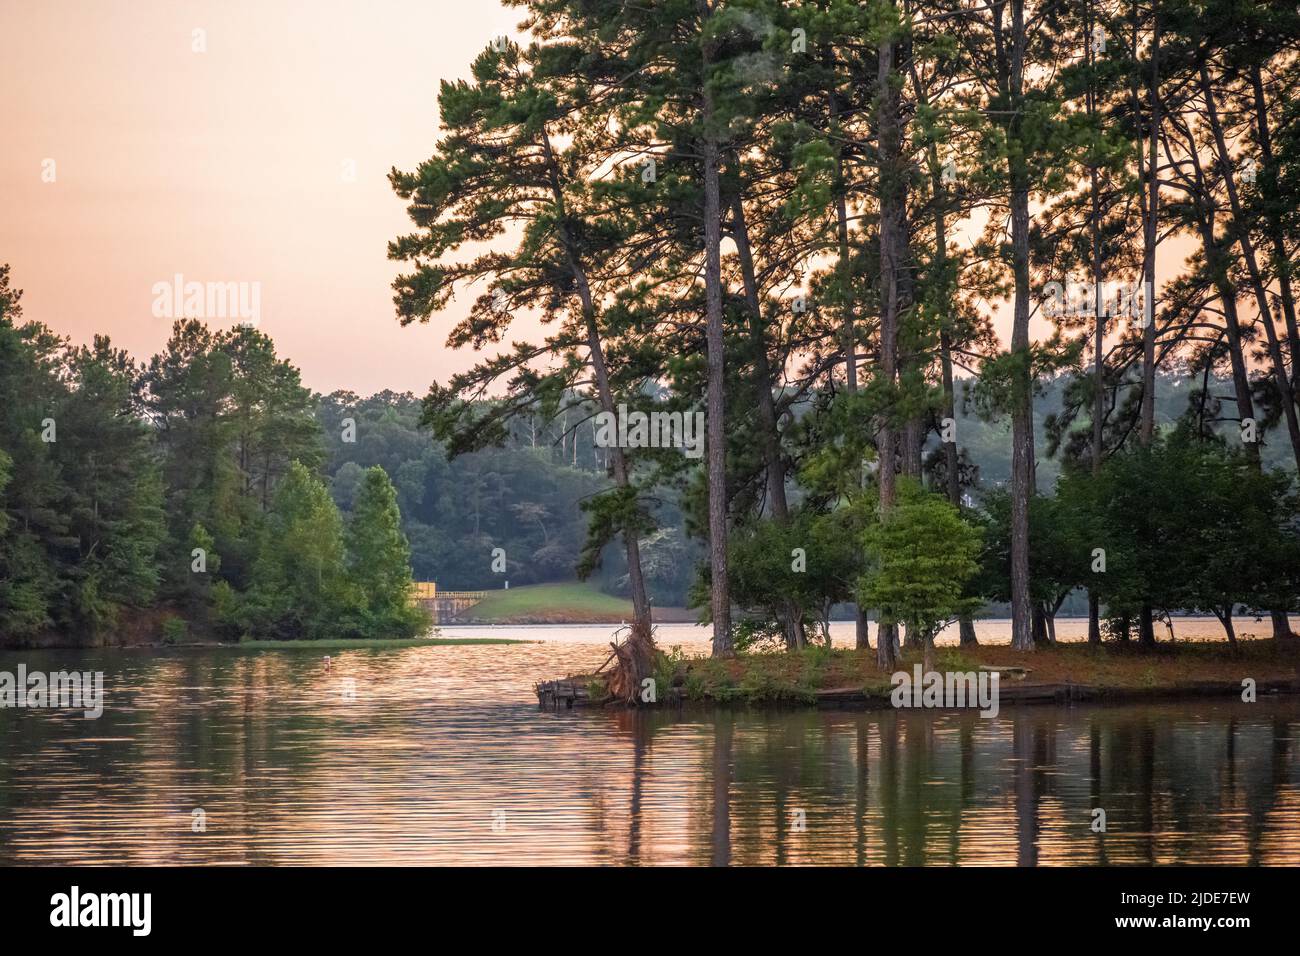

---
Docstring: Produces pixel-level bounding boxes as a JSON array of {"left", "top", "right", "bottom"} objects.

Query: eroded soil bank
[{"left": 540, "top": 638, "right": 1300, "bottom": 710}]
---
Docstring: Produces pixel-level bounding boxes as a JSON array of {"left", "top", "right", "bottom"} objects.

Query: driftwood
[
  {"left": 593, "top": 649, "right": 618, "bottom": 675},
  {"left": 535, "top": 622, "right": 658, "bottom": 710},
  {"left": 535, "top": 679, "right": 593, "bottom": 710},
  {"left": 602, "top": 620, "right": 656, "bottom": 706}
]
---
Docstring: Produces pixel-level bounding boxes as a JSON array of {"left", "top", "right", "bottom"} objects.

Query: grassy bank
[
  {"left": 560, "top": 638, "right": 1300, "bottom": 708},
  {"left": 463, "top": 581, "right": 694, "bottom": 624}
]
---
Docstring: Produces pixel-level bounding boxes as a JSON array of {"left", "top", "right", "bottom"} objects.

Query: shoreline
[
  {"left": 538, "top": 639, "right": 1300, "bottom": 712},
  {"left": 538, "top": 677, "right": 1300, "bottom": 712},
  {"left": 5, "top": 613, "right": 1280, "bottom": 650},
  {"left": 0, "top": 636, "right": 533, "bottom": 652}
]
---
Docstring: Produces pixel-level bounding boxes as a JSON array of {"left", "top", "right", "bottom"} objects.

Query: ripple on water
[{"left": 0, "top": 625, "right": 1298, "bottom": 865}]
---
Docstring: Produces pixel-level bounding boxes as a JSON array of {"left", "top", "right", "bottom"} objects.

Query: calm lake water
[{"left": 1, "top": 620, "right": 1298, "bottom": 865}]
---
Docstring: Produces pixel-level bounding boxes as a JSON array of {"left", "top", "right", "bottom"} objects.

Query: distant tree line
[
  {"left": 0, "top": 265, "right": 425, "bottom": 645},
  {"left": 317, "top": 389, "right": 701, "bottom": 602}
]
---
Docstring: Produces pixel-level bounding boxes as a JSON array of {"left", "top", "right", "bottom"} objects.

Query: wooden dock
[{"left": 536, "top": 679, "right": 594, "bottom": 710}]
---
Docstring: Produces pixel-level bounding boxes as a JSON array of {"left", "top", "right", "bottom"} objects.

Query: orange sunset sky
[{"left": 2, "top": 0, "right": 529, "bottom": 394}]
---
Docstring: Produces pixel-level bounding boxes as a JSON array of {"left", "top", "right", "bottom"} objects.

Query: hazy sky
[
  {"left": 2, "top": 0, "right": 526, "bottom": 395},
  {"left": 3, "top": 0, "right": 1156, "bottom": 397}
]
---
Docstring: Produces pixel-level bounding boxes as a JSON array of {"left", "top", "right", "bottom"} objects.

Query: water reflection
[{"left": 0, "top": 638, "right": 1297, "bottom": 865}]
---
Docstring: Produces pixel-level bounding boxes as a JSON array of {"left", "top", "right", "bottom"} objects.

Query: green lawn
[{"left": 463, "top": 581, "right": 636, "bottom": 623}]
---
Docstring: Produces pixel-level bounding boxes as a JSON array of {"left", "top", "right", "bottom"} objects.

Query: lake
[{"left": 1, "top": 620, "right": 1297, "bottom": 865}]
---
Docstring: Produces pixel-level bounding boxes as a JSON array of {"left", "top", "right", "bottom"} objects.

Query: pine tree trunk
[
  {"left": 855, "top": 606, "right": 872, "bottom": 653},
  {"left": 700, "top": 17, "right": 731, "bottom": 657},
  {"left": 828, "top": 58, "right": 857, "bottom": 398},
  {"left": 1250, "top": 64, "right": 1300, "bottom": 392},
  {"left": 830, "top": 69, "right": 872, "bottom": 653},
  {"left": 730, "top": 196, "right": 805, "bottom": 649},
  {"left": 1216, "top": 610, "right": 1238, "bottom": 649},
  {"left": 1008, "top": 206, "right": 1034, "bottom": 652},
  {"left": 1138, "top": 605, "right": 1156, "bottom": 648},
  {"left": 730, "top": 197, "right": 788, "bottom": 521},
  {"left": 1200, "top": 65, "right": 1300, "bottom": 645},
  {"left": 875, "top": 21, "right": 903, "bottom": 671},
  {"left": 1031, "top": 601, "right": 1048, "bottom": 647},
  {"left": 1006, "top": 0, "right": 1034, "bottom": 652},
  {"left": 1138, "top": 13, "right": 1159, "bottom": 447},
  {"left": 540, "top": 124, "right": 654, "bottom": 697},
  {"left": 1087, "top": 0, "right": 1104, "bottom": 652},
  {"left": 1201, "top": 62, "right": 1300, "bottom": 474},
  {"left": 944, "top": 337, "right": 978, "bottom": 650}
]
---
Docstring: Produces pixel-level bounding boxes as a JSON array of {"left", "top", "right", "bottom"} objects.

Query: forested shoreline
[
  {"left": 5, "top": 1, "right": 1300, "bottom": 672},
  {"left": 386, "top": 0, "right": 1300, "bottom": 699},
  {"left": 0, "top": 266, "right": 426, "bottom": 647},
  {"left": 321, "top": 369, "right": 1289, "bottom": 607}
]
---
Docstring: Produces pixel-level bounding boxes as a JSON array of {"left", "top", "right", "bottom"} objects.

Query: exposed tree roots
[{"left": 606, "top": 620, "right": 657, "bottom": 706}]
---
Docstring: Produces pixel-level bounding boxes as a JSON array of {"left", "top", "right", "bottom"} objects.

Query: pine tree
[
  {"left": 244, "top": 462, "right": 356, "bottom": 640},
  {"left": 346, "top": 466, "right": 428, "bottom": 638}
]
